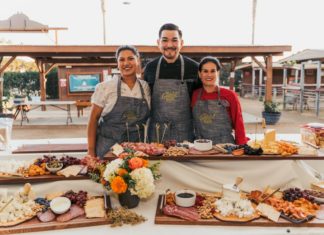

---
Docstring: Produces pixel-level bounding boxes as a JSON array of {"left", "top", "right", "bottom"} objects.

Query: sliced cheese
[
  {"left": 111, "top": 143, "right": 124, "bottom": 156},
  {"left": 57, "top": 165, "right": 83, "bottom": 177},
  {"left": 256, "top": 203, "right": 280, "bottom": 222},
  {"left": 85, "top": 198, "right": 105, "bottom": 218},
  {"left": 264, "top": 129, "right": 276, "bottom": 145}
]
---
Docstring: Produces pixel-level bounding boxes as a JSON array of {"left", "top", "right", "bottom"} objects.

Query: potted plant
[
  {"left": 262, "top": 101, "right": 281, "bottom": 125},
  {"left": 89, "top": 152, "right": 160, "bottom": 208}
]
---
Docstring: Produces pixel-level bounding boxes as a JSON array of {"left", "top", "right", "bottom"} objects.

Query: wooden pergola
[{"left": 0, "top": 45, "right": 291, "bottom": 108}]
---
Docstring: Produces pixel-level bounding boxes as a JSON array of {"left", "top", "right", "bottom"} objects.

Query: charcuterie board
[
  {"left": 154, "top": 195, "right": 324, "bottom": 227},
  {"left": 0, "top": 215, "right": 110, "bottom": 234},
  {"left": 104, "top": 152, "right": 323, "bottom": 161},
  {"left": 0, "top": 175, "right": 88, "bottom": 184}
]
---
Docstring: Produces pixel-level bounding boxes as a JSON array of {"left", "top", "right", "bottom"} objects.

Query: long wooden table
[{"left": 14, "top": 100, "right": 76, "bottom": 125}]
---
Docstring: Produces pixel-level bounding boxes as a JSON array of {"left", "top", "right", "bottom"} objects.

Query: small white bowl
[
  {"left": 194, "top": 139, "right": 212, "bottom": 151},
  {"left": 175, "top": 189, "right": 196, "bottom": 207},
  {"left": 46, "top": 162, "right": 63, "bottom": 173},
  {"left": 50, "top": 197, "right": 71, "bottom": 214}
]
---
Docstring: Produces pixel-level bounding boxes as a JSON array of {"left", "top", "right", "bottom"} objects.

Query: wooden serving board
[
  {"left": 0, "top": 196, "right": 112, "bottom": 234},
  {"left": 104, "top": 152, "right": 323, "bottom": 161},
  {"left": 154, "top": 195, "right": 324, "bottom": 227},
  {"left": 12, "top": 144, "right": 87, "bottom": 154},
  {"left": 0, "top": 215, "right": 110, "bottom": 234},
  {"left": 0, "top": 174, "right": 88, "bottom": 184}
]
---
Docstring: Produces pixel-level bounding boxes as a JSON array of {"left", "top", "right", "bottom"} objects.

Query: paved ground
[{"left": 8, "top": 97, "right": 324, "bottom": 140}]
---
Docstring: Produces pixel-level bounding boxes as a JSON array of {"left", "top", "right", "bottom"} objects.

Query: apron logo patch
[
  {"left": 161, "top": 91, "right": 179, "bottom": 103},
  {"left": 199, "top": 113, "right": 214, "bottom": 124},
  {"left": 123, "top": 111, "right": 137, "bottom": 121}
]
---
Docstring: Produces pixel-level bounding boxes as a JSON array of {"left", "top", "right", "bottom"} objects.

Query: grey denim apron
[
  {"left": 96, "top": 78, "right": 150, "bottom": 158},
  {"left": 149, "top": 55, "right": 193, "bottom": 143},
  {"left": 192, "top": 87, "right": 235, "bottom": 144}
]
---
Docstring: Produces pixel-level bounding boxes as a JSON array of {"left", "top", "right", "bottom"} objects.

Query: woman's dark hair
[
  {"left": 115, "top": 45, "right": 140, "bottom": 58},
  {"left": 198, "top": 56, "right": 222, "bottom": 71},
  {"left": 158, "top": 23, "right": 182, "bottom": 38}
]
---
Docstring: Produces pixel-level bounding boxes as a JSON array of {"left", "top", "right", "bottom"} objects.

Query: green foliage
[
  {"left": 263, "top": 101, "right": 281, "bottom": 113},
  {"left": 3, "top": 68, "right": 58, "bottom": 99}
]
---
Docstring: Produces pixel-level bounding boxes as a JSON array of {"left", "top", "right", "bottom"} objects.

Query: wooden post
[
  {"left": 36, "top": 60, "right": 47, "bottom": 111},
  {"left": 265, "top": 55, "right": 273, "bottom": 102},
  {"left": 0, "top": 57, "right": 3, "bottom": 113},
  {"left": 0, "top": 56, "right": 16, "bottom": 113}
]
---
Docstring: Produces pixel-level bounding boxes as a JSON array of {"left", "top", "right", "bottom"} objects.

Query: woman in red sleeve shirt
[{"left": 192, "top": 56, "right": 247, "bottom": 145}]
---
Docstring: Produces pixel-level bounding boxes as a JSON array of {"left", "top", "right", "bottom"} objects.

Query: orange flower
[
  {"left": 142, "top": 159, "right": 148, "bottom": 167},
  {"left": 111, "top": 176, "right": 127, "bottom": 194},
  {"left": 117, "top": 168, "right": 128, "bottom": 176},
  {"left": 128, "top": 157, "right": 143, "bottom": 170}
]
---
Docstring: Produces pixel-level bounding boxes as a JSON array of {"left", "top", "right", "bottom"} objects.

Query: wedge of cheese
[
  {"left": 264, "top": 129, "right": 276, "bottom": 145},
  {"left": 256, "top": 203, "right": 280, "bottom": 222}
]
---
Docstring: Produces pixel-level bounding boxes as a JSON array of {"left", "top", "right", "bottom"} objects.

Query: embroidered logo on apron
[
  {"left": 161, "top": 91, "right": 179, "bottom": 103},
  {"left": 122, "top": 110, "right": 138, "bottom": 121},
  {"left": 198, "top": 113, "right": 214, "bottom": 124}
]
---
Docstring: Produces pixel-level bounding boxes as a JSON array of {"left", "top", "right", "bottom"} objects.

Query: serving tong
[
  {"left": 142, "top": 123, "right": 148, "bottom": 143},
  {"left": 125, "top": 122, "right": 130, "bottom": 142}
]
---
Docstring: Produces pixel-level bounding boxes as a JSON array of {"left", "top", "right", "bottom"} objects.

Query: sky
[{"left": 1, "top": 0, "right": 324, "bottom": 60}]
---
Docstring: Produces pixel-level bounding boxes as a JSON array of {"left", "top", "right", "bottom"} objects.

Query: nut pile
[
  {"left": 163, "top": 147, "right": 189, "bottom": 157},
  {"left": 107, "top": 207, "right": 146, "bottom": 227}
]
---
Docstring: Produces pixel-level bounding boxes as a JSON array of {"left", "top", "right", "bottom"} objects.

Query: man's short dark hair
[{"left": 158, "top": 23, "right": 182, "bottom": 38}]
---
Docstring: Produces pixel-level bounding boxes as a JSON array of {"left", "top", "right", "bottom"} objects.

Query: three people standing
[{"left": 87, "top": 23, "right": 247, "bottom": 158}]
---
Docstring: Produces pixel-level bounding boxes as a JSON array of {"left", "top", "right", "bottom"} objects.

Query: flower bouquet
[{"left": 89, "top": 153, "right": 160, "bottom": 208}]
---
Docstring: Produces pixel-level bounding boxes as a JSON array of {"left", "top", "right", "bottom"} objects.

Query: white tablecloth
[{"left": 1, "top": 135, "right": 324, "bottom": 234}]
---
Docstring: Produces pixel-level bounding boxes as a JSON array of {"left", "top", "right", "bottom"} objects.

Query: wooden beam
[
  {"left": 0, "top": 45, "right": 292, "bottom": 58},
  {"left": 0, "top": 56, "right": 16, "bottom": 73},
  {"left": 265, "top": 55, "right": 273, "bottom": 102},
  {"left": 44, "top": 63, "right": 56, "bottom": 76},
  {"left": 251, "top": 56, "right": 266, "bottom": 74}
]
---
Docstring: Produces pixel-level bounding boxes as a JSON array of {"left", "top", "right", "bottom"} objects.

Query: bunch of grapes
[
  {"left": 283, "top": 188, "right": 315, "bottom": 202},
  {"left": 223, "top": 144, "right": 244, "bottom": 153},
  {"left": 63, "top": 190, "right": 88, "bottom": 207},
  {"left": 34, "top": 155, "right": 57, "bottom": 166},
  {"left": 243, "top": 145, "right": 263, "bottom": 155},
  {"left": 59, "top": 156, "right": 81, "bottom": 167}
]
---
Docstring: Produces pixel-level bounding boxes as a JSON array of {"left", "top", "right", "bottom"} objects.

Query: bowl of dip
[
  {"left": 175, "top": 189, "right": 196, "bottom": 207},
  {"left": 50, "top": 197, "right": 71, "bottom": 214},
  {"left": 194, "top": 139, "right": 212, "bottom": 151}
]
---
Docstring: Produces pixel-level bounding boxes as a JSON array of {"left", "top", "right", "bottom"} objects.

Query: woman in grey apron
[
  {"left": 192, "top": 57, "right": 236, "bottom": 144},
  {"left": 87, "top": 45, "right": 150, "bottom": 158},
  {"left": 149, "top": 55, "right": 194, "bottom": 143}
]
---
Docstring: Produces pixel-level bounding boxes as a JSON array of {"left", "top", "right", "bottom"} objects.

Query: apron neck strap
[
  {"left": 155, "top": 55, "right": 185, "bottom": 82},
  {"left": 118, "top": 77, "right": 146, "bottom": 100},
  {"left": 117, "top": 77, "right": 122, "bottom": 97},
  {"left": 217, "top": 86, "right": 221, "bottom": 103}
]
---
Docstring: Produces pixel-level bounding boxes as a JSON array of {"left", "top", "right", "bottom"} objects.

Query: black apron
[
  {"left": 149, "top": 55, "right": 193, "bottom": 143},
  {"left": 96, "top": 78, "right": 150, "bottom": 158},
  {"left": 192, "top": 87, "right": 235, "bottom": 144}
]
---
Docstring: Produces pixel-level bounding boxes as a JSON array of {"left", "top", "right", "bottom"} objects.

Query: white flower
[
  {"left": 103, "top": 158, "right": 124, "bottom": 182},
  {"left": 130, "top": 167, "right": 155, "bottom": 199}
]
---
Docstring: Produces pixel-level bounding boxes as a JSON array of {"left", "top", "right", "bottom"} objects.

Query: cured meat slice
[
  {"left": 163, "top": 205, "right": 199, "bottom": 221},
  {"left": 37, "top": 210, "right": 56, "bottom": 222},
  {"left": 56, "top": 205, "right": 85, "bottom": 222}
]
